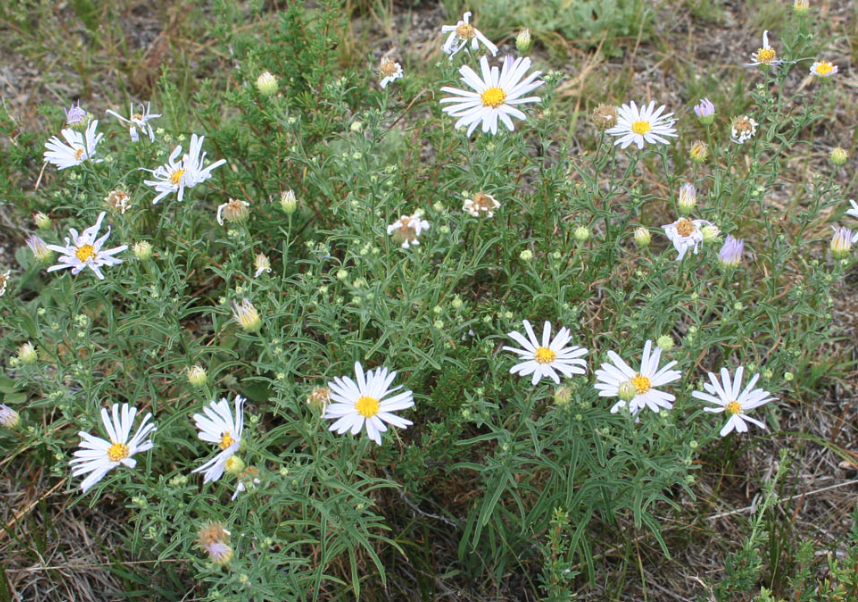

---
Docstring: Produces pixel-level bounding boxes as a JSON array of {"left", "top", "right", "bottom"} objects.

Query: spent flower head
[
  {"left": 677, "top": 183, "right": 697, "bottom": 214},
  {"left": 592, "top": 104, "right": 618, "bottom": 129},
  {"left": 217, "top": 199, "right": 250, "bottom": 225},
  {"left": 105, "top": 102, "right": 161, "bottom": 143},
  {"left": 662, "top": 217, "right": 713, "bottom": 261},
  {"left": 463, "top": 192, "right": 500, "bottom": 217},
  {"left": 105, "top": 190, "right": 131, "bottom": 214},
  {"left": 730, "top": 115, "right": 758, "bottom": 144},
  {"left": 378, "top": 59, "right": 403, "bottom": 89},
  {"left": 689, "top": 140, "right": 709, "bottom": 163},
  {"left": 440, "top": 12, "right": 498, "bottom": 60},
  {"left": 387, "top": 213, "right": 430, "bottom": 248}
]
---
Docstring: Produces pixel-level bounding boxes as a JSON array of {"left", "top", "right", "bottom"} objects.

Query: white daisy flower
[
  {"left": 387, "top": 213, "right": 430, "bottom": 248},
  {"left": 502, "top": 320, "right": 588, "bottom": 386},
  {"left": 662, "top": 217, "right": 713, "bottom": 261},
  {"left": 324, "top": 361, "right": 414, "bottom": 446},
  {"left": 192, "top": 395, "right": 246, "bottom": 484},
  {"left": 44, "top": 120, "right": 104, "bottom": 170},
  {"left": 594, "top": 340, "right": 682, "bottom": 415},
  {"left": 440, "top": 11, "right": 498, "bottom": 60},
  {"left": 748, "top": 30, "right": 782, "bottom": 67},
  {"left": 105, "top": 102, "right": 161, "bottom": 142},
  {"left": 439, "top": 55, "right": 544, "bottom": 137},
  {"left": 69, "top": 403, "right": 156, "bottom": 494},
  {"left": 141, "top": 134, "right": 227, "bottom": 205},
  {"left": 379, "top": 59, "right": 403, "bottom": 89},
  {"left": 809, "top": 61, "right": 838, "bottom": 78},
  {"left": 605, "top": 101, "right": 677, "bottom": 150},
  {"left": 45, "top": 212, "right": 127, "bottom": 280},
  {"left": 692, "top": 367, "right": 777, "bottom": 437}
]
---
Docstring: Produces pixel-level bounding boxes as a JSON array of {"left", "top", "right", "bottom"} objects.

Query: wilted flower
[
  {"left": 809, "top": 61, "right": 838, "bottom": 78},
  {"left": 26, "top": 235, "right": 53, "bottom": 263},
  {"left": 592, "top": 104, "right": 619, "bottom": 129},
  {"left": 0, "top": 404, "right": 20, "bottom": 428},
  {"left": 216, "top": 199, "right": 250, "bottom": 225},
  {"left": 46, "top": 212, "right": 127, "bottom": 280},
  {"left": 718, "top": 235, "right": 744, "bottom": 267},
  {"left": 254, "top": 253, "right": 271, "bottom": 277},
  {"left": 462, "top": 192, "right": 500, "bottom": 217},
  {"left": 232, "top": 299, "right": 262, "bottom": 332},
  {"left": 503, "top": 320, "right": 588, "bottom": 386},
  {"left": 748, "top": 31, "right": 782, "bottom": 67},
  {"left": 141, "top": 134, "right": 226, "bottom": 205},
  {"left": 663, "top": 217, "right": 712, "bottom": 260},
  {"left": 387, "top": 213, "right": 430, "bottom": 249},
  {"left": 606, "top": 101, "right": 677, "bottom": 150},
  {"left": 307, "top": 387, "right": 331, "bottom": 412},
  {"left": 595, "top": 340, "right": 681, "bottom": 415},
  {"left": 378, "top": 59, "right": 403, "bottom": 89},
  {"left": 830, "top": 226, "right": 853, "bottom": 258},
  {"left": 692, "top": 367, "right": 776, "bottom": 437},
  {"left": 689, "top": 140, "right": 709, "bottom": 163},
  {"left": 677, "top": 183, "right": 697, "bottom": 214},
  {"left": 440, "top": 55, "right": 544, "bottom": 137},
  {"left": 105, "top": 190, "right": 131, "bottom": 214},
  {"left": 0, "top": 269, "right": 9, "bottom": 297},
  {"left": 730, "top": 115, "right": 758, "bottom": 144},
  {"left": 33, "top": 212, "right": 51, "bottom": 230},
  {"left": 18, "top": 342, "right": 37, "bottom": 365},
  {"left": 198, "top": 522, "right": 233, "bottom": 565},
  {"left": 70, "top": 403, "right": 157, "bottom": 493},
  {"left": 324, "top": 361, "right": 414, "bottom": 445},
  {"left": 693, "top": 98, "right": 715, "bottom": 125},
  {"left": 256, "top": 71, "right": 278, "bottom": 95},
  {"left": 440, "top": 11, "right": 498, "bottom": 60},
  {"left": 105, "top": 102, "right": 161, "bottom": 143},
  {"left": 634, "top": 227, "right": 651, "bottom": 247},
  {"left": 44, "top": 120, "right": 103, "bottom": 170}
]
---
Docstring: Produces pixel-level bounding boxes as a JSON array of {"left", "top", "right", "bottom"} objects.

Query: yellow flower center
[
  {"left": 170, "top": 169, "right": 186, "bottom": 186},
  {"left": 815, "top": 62, "right": 834, "bottom": 76},
  {"left": 725, "top": 401, "right": 742, "bottom": 416},
  {"left": 74, "top": 148, "right": 85, "bottom": 161},
  {"left": 534, "top": 347, "right": 557, "bottom": 364},
  {"left": 219, "top": 432, "right": 235, "bottom": 451},
  {"left": 631, "top": 120, "right": 651, "bottom": 135},
  {"left": 456, "top": 23, "right": 475, "bottom": 40},
  {"left": 756, "top": 48, "right": 776, "bottom": 63},
  {"left": 676, "top": 218, "right": 695, "bottom": 237},
  {"left": 631, "top": 374, "right": 651, "bottom": 395},
  {"left": 380, "top": 60, "right": 398, "bottom": 77},
  {"left": 133, "top": 113, "right": 144, "bottom": 121},
  {"left": 75, "top": 244, "right": 97, "bottom": 262},
  {"left": 107, "top": 442, "right": 129, "bottom": 462},
  {"left": 356, "top": 395, "right": 380, "bottom": 418},
  {"left": 481, "top": 87, "right": 507, "bottom": 108}
]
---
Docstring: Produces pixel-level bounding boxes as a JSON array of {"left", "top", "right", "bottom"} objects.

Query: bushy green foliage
[{"left": 0, "top": 1, "right": 854, "bottom": 600}]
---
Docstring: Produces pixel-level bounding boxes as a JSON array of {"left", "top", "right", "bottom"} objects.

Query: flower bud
[
  {"left": 656, "top": 335, "right": 674, "bottom": 352},
  {"left": 519, "top": 249, "right": 533, "bottom": 261},
  {"left": 186, "top": 364, "right": 207, "bottom": 387},
  {"left": 350, "top": 121, "right": 363, "bottom": 133},
  {"left": 132, "top": 241, "right": 153, "bottom": 260},
  {"left": 830, "top": 226, "right": 852, "bottom": 259},
  {"left": 718, "top": 235, "right": 744, "bottom": 268},
  {"left": 0, "top": 404, "right": 20, "bottom": 428},
  {"left": 793, "top": 0, "right": 809, "bottom": 14},
  {"left": 677, "top": 183, "right": 697, "bottom": 215},
  {"left": 634, "top": 227, "right": 651, "bottom": 247},
  {"left": 830, "top": 147, "right": 848, "bottom": 166},
  {"left": 574, "top": 226, "right": 590, "bottom": 242},
  {"left": 254, "top": 253, "right": 271, "bottom": 278},
  {"left": 689, "top": 140, "right": 709, "bottom": 163},
  {"left": 554, "top": 385, "right": 572, "bottom": 407},
  {"left": 701, "top": 225, "right": 721, "bottom": 242},
  {"left": 516, "top": 28, "right": 533, "bottom": 55},
  {"left": 618, "top": 380, "right": 637, "bottom": 402},
  {"left": 33, "top": 212, "right": 51, "bottom": 230},
  {"left": 225, "top": 455, "right": 245, "bottom": 475},
  {"left": 18, "top": 342, "right": 37, "bottom": 365},
  {"left": 693, "top": 98, "right": 715, "bottom": 125},
  {"left": 280, "top": 189, "right": 298, "bottom": 214},
  {"left": 256, "top": 71, "right": 278, "bottom": 96}
]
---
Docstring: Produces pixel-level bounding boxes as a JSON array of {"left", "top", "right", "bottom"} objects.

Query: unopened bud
[
  {"left": 133, "top": 241, "right": 153, "bottom": 260},
  {"left": 225, "top": 455, "right": 245, "bottom": 475},
  {"left": 554, "top": 385, "right": 572, "bottom": 407},
  {"left": 618, "top": 380, "right": 637, "bottom": 402},
  {"left": 634, "top": 227, "right": 651, "bottom": 247},
  {"left": 677, "top": 183, "right": 697, "bottom": 215},
  {"left": 280, "top": 189, "right": 298, "bottom": 214},
  {"left": 830, "top": 147, "right": 848, "bottom": 166},
  {"left": 574, "top": 226, "right": 590, "bottom": 242},
  {"left": 256, "top": 71, "right": 278, "bottom": 96},
  {"left": 186, "top": 364, "right": 208, "bottom": 387},
  {"left": 33, "top": 212, "right": 51, "bottom": 230},
  {"left": 515, "top": 28, "right": 533, "bottom": 55},
  {"left": 701, "top": 225, "right": 721, "bottom": 242},
  {"left": 18, "top": 342, "right": 37, "bottom": 365},
  {"left": 656, "top": 335, "right": 674, "bottom": 352},
  {"left": 0, "top": 404, "right": 20, "bottom": 428}
]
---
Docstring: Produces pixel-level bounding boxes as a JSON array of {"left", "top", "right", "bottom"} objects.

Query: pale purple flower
[
  {"left": 718, "top": 235, "right": 744, "bottom": 267},
  {"left": 693, "top": 98, "right": 715, "bottom": 121},
  {"left": 63, "top": 101, "right": 88, "bottom": 126}
]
